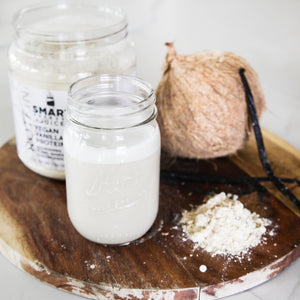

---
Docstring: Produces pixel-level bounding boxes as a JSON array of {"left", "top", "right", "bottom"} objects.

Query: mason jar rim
[
  {"left": 13, "top": 0, "right": 128, "bottom": 43},
  {"left": 67, "top": 74, "right": 156, "bottom": 130}
]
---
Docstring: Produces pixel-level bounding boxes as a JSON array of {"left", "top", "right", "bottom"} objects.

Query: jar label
[{"left": 9, "top": 76, "right": 67, "bottom": 171}]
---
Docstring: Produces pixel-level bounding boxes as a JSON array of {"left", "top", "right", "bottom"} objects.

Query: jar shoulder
[
  {"left": 64, "top": 122, "right": 160, "bottom": 163},
  {"left": 8, "top": 39, "right": 136, "bottom": 86}
]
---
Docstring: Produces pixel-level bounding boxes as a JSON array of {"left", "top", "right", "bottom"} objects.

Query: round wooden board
[{"left": 0, "top": 136, "right": 300, "bottom": 300}]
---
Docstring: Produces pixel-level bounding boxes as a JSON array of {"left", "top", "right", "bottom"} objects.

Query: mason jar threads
[
  {"left": 64, "top": 74, "right": 161, "bottom": 245},
  {"left": 8, "top": 0, "right": 136, "bottom": 179}
]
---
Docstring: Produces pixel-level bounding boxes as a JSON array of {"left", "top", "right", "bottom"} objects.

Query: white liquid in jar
[{"left": 64, "top": 124, "right": 160, "bottom": 245}]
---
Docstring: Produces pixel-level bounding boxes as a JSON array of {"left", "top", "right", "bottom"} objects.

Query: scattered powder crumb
[
  {"left": 181, "top": 192, "right": 273, "bottom": 257},
  {"left": 161, "top": 232, "right": 169, "bottom": 236},
  {"left": 183, "top": 257, "right": 187, "bottom": 260},
  {"left": 188, "top": 192, "right": 193, "bottom": 196},
  {"left": 199, "top": 264, "right": 207, "bottom": 272},
  {"left": 84, "top": 260, "right": 97, "bottom": 270}
]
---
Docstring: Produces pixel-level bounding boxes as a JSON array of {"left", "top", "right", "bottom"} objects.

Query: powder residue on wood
[{"left": 181, "top": 192, "right": 273, "bottom": 257}]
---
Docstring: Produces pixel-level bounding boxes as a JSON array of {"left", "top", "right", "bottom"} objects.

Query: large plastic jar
[
  {"left": 64, "top": 74, "right": 161, "bottom": 245},
  {"left": 8, "top": 0, "right": 136, "bottom": 179}
]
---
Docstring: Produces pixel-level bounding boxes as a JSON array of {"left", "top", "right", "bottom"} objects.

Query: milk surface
[{"left": 64, "top": 124, "right": 160, "bottom": 244}]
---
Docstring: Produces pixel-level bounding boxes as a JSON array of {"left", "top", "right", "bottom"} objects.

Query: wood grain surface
[{"left": 0, "top": 133, "right": 299, "bottom": 300}]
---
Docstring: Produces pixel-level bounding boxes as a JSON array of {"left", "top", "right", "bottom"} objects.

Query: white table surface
[{"left": 0, "top": 0, "right": 299, "bottom": 299}]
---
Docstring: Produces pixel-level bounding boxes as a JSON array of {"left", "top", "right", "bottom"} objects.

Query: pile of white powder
[{"left": 181, "top": 192, "right": 272, "bottom": 257}]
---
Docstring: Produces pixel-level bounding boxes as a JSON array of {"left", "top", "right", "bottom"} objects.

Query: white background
[{"left": 0, "top": 0, "right": 299, "bottom": 299}]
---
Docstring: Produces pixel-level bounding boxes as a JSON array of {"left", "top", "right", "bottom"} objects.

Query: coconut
[{"left": 156, "top": 43, "right": 266, "bottom": 159}]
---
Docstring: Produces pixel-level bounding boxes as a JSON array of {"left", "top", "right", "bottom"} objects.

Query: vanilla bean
[
  {"left": 161, "top": 170, "right": 300, "bottom": 185},
  {"left": 160, "top": 70, "right": 300, "bottom": 210},
  {"left": 239, "top": 68, "right": 300, "bottom": 209}
]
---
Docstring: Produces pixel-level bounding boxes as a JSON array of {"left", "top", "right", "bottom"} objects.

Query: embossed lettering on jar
[
  {"left": 8, "top": 0, "right": 136, "bottom": 179},
  {"left": 64, "top": 75, "right": 161, "bottom": 245}
]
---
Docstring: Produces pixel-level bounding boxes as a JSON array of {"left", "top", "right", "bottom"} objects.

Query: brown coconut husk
[{"left": 156, "top": 43, "right": 266, "bottom": 159}]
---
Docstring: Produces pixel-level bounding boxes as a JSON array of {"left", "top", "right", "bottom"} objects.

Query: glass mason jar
[
  {"left": 8, "top": 0, "right": 136, "bottom": 179},
  {"left": 64, "top": 74, "right": 161, "bottom": 245}
]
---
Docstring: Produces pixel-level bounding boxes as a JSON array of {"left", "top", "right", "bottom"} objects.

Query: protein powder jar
[{"left": 8, "top": 0, "right": 136, "bottom": 179}]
